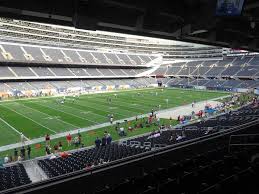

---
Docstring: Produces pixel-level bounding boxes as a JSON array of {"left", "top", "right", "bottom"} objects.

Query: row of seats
[
  {"left": 154, "top": 56, "right": 259, "bottom": 77},
  {"left": 0, "top": 17, "right": 220, "bottom": 54},
  {"left": 0, "top": 78, "right": 157, "bottom": 92},
  {"left": 165, "top": 78, "right": 259, "bottom": 90},
  {"left": 38, "top": 144, "right": 148, "bottom": 178},
  {"left": 0, "top": 163, "right": 31, "bottom": 191},
  {"left": 0, "top": 66, "right": 146, "bottom": 78},
  {"left": 0, "top": 43, "right": 155, "bottom": 66},
  {"left": 95, "top": 146, "right": 259, "bottom": 194}
]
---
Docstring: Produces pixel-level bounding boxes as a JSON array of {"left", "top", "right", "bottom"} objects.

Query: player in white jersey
[{"left": 165, "top": 99, "right": 169, "bottom": 107}]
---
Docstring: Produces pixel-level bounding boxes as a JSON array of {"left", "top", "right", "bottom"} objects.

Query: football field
[{"left": 0, "top": 88, "right": 228, "bottom": 148}]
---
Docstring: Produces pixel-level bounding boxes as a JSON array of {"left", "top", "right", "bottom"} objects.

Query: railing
[{"left": 228, "top": 133, "right": 259, "bottom": 152}]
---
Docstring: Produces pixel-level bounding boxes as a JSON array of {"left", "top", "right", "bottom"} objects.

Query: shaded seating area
[
  {"left": 38, "top": 144, "right": 147, "bottom": 178},
  {"left": 94, "top": 146, "right": 259, "bottom": 194},
  {"left": 0, "top": 164, "right": 31, "bottom": 191}
]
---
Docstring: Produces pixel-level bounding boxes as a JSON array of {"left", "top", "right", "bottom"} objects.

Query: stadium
[{"left": 0, "top": 0, "right": 259, "bottom": 194}]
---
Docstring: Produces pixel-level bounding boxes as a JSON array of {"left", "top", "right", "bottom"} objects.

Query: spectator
[
  {"left": 45, "top": 145, "right": 51, "bottom": 155},
  {"left": 95, "top": 137, "right": 101, "bottom": 148},
  {"left": 73, "top": 136, "right": 80, "bottom": 147},
  {"left": 45, "top": 134, "right": 50, "bottom": 146},
  {"left": 101, "top": 136, "right": 107, "bottom": 146},
  {"left": 17, "top": 155, "right": 22, "bottom": 162},
  {"left": 58, "top": 141, "right": 63, "bottom": 151},
  {"left": 107, "top": 134, "right": 112, "bottom": 145},
  {"left": 157, "top": 117, "right": 160, "bottom": 125},
  {"left": 54, "top": 144, "right": 59, "bottom": 153},
  {"left": 27, "top": 145, "right": 31, "bottom": 160},
  {"left": 85, "top": 163, "right": 92, "bottom": 170},
  {"left": 8, "top": 156, "right": 13, "bottom": 163},
  {"left": 14, "top": 148, "right": 18, "bottom": 161},
  {"left": 119, "top": 127, "right": 125, "bottom": 136},
  {"left": 20, "top": 146, "right": 26, "bottom": 159},
  {"left": 20, "top": 133, "right": 26, "bottom": 146},
  {"left": 66, "top": 133, "right": 72, "bottom": 146},
  {"left": 78, "top": 130, "right": 82, "bottom": 139},
  {"left": 78, "top": 133, "right": 82, "bottom": 145},
  {"left": 4, "top": 155, "right": 9, "bottom": 164},
  {"left": 176, "top": 134, "right": 183, "bottom": 141},
  {"left": 49, "top": 153, "right": 56, "bottom": 160}
]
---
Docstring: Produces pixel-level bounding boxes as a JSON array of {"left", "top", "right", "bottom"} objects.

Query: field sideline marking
[
  {"left": 27, "top": 102, "right": 99, "bottom": 125},
  {"left": 19, "top": 103, "right": 80, "bottom": 129},
  {"left": 0, "top": 117, "right": 29, "bottom": 140},
  {"left": 0, "top": 104, "right": 57, "bottom": 134}
]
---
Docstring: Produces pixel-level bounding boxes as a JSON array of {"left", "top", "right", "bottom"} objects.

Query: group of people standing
[
  {"left": 4, "top": 145, "right": 31, "bottom": 164},
  {"left": 95, "top": 131, "right": 112, "bottom": 148}
]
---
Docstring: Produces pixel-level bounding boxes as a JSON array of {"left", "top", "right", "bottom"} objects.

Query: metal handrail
[{"left": 228, "top": 133, "right": 259, "bottom": 152}]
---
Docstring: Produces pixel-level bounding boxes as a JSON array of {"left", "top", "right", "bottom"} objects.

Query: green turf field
[{"left": 0, "top": 88, "right": 228, "bottom": 149}]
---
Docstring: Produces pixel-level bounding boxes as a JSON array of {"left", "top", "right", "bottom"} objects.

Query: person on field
[
  {"left": 106, "top": 134, "right": 112, "bottom": 145},
  {"left": 54, "top": 144, "right": 59, "bottom": 153},
  {"left": 95, "top": 137, "right": 101, "bottom": 148},
  {"left": 78, "top": 132, "right": 82, "bottom": 145},
  {"left": 101, "top": 136, "right": 107, "bottom": 146},
  {"left": 4, "top": 155, "right": 9, "bottom": 164},
  {"left": 110, "top": 114, "right": 114, "bottom": 124},
  {"left": 20, "top": 133, "right": 26, "bottom": 146},
  {"left": 14, "top": 148, "right": 18, "bottom": 161},
  {"left": 27, "top": 145, "right": 31, "bottom": 160},
  {"left": 66, "top": 133, "right": 72, "bottom": 146},
  {"left": 45, "top": 145, "right": 51, "bottom": 155},
  {"left": 20, "top": 146, "right": 26, "bottom": 159},
  {"left": 45, "top": 134, "right": 50, "bottom": 146},
  {"left": 58, "top": 141, "right": 63, "bottom": 151}
]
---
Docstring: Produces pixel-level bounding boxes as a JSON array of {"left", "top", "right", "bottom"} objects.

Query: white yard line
[
  {"left": 0, "top": 117, "right": 29, "bottom": 140},
  {"left": 19, "top": 103, "right": 80, "bottom": 129},
  {"left": 47, "top": 101, "right": 108, "bottom": 120},
  {"left": 83, "top": 97, "right": 143, "bottom": 114},
  {"left": 0, "top": 104, "right": 57, "bottom": 134},
  {"left": 28, "top": 102, "right": 99, "bottom": 125},
  {"left": 76, "top": 96, "right": 140, "bottom": 115},
  {"left": 66, "top": 100, "right": 129, "bottom": 118}
]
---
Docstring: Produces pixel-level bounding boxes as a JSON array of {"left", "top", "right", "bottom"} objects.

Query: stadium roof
[{"left": 0, "top": 0, "right": 258, "bottom": 51}]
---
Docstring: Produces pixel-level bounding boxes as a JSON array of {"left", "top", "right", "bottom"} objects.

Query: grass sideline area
[
  {"left": 0, "top": 118, "right": 178, "bottom": 159},
  {"left": 0, "top": 88, "right": 228, "bottom": 159}
]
